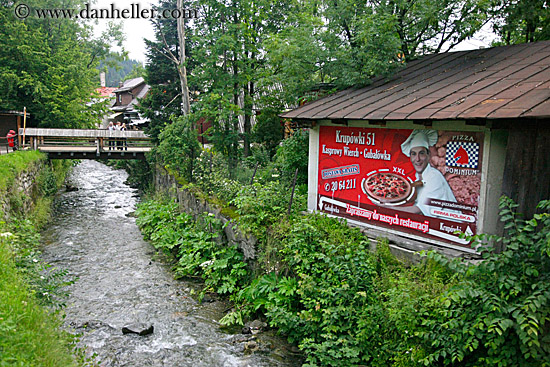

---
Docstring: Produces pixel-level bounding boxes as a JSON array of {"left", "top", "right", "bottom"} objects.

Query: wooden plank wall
[{"left": 501, "top": 120, "right": 550, "bottom": 219}]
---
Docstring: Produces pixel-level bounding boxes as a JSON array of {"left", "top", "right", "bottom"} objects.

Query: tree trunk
[
  {"left": 243, "top": 79, "right": 253, "bottom": 157},
  {"left": 177, "top": 0, "right": 191, "bottom": 115},
  {"left": 232, "top": 49, "right": 239, "bottom": 170}
]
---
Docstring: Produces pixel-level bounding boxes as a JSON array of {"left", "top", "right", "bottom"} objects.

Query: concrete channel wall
[
  {"left": 154, "top": 166, "right": 474, "bottom": 264},
  {"left": 154, "top": 166, "right": 258, "bottom": 260}
]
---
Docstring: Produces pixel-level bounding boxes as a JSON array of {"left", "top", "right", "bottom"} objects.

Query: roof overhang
[{"left": 281, "top": 41, "right": 550, "bottom": 123}]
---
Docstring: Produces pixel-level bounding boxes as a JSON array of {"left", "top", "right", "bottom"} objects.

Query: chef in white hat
[{"left": 397, "top": 130, "right": 457, "bottom": 216}]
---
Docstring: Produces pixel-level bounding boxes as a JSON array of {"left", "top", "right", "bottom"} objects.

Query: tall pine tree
[{"left": 139, "top": 0, "right": 199, "bottom": 140}]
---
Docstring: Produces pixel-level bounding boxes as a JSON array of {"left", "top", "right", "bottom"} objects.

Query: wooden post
[
  {"left": 16, "top": 115, "right": 21, "bottom": 147},
  {"left": 22, "top": 107, "right": 27, "bottom": 148},
  {"left": 287, "top": 168, "right": 299, "bottom": 215},
  {"left": 250, "top": 162, "right": 259, "bottom": 185}
]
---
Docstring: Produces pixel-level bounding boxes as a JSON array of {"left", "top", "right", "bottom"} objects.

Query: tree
[
  {"left": 176, "top": 0, "right": 191, "bottom": 114},
  {"left": 0, "top": 0, "right": 124, "bottom": 128},
  {"left": 190, "top": 0, "right": 291, "bottom": 160},
  {"left": 492, "top": 0, "right": 550, "bottom": 44},
  {"left": 139, "top": 0, "right": 200, "bottom": 141},
  {"left": 147, "top": 0, "right": 192, "bottom": 115},
  {"left": 190, "top": 0, "right": 246, "bottom": 164},
  {"left": 265, "top": 0, "right": 492, "bottom": 92}
]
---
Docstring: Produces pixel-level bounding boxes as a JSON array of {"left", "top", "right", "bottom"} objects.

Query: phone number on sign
[{"left": 324, "top": 179, "right": 356, "bottom": 192}]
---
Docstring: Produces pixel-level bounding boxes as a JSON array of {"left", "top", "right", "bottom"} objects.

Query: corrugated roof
[
  {"left": 281, "top": 41, "right": 550, "bottom": 121},
  {"left": 113, "top": 77, "right": 145, "bottom": 93}
]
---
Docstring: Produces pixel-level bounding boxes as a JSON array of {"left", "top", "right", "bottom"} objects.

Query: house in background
[
  {"left": 282, "top": 40, "right": 550, "bottom": 259},
  {"left": 111, "top": 77, "right": 150, "bottom": 129},
  {"left": 94, "top": 72, "right": 117, "bottom": 128},
  {"left": 96, "top": 72, "right": 117, "bottom": 99}
]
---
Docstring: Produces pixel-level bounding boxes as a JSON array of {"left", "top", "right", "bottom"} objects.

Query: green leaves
[
  {"left": 274, "top": 129, "right": 309, "bottom": 186},
  {"left": 157, "top": 115, "right": 202, "bottom": 182},
  {"left": 0, "top": 1, "right": 119, "bottom": 128},
  {"left": 419, "top": 196, "right": 550, "bottom": 366},
  {"left": 492, "top": 0, "right": 550, "bottom": 44},
  {"left": 135, "top": 198, "right": 249, "bottom": 300}
]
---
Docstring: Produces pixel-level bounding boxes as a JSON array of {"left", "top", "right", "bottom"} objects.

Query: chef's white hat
[{"left": 401, "top": 130, "right": 438, "bottom": 157}]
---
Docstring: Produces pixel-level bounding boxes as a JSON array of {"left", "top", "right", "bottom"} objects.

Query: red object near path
[{"left": 6, "top": 130, "right": 16, "bottom": 148}]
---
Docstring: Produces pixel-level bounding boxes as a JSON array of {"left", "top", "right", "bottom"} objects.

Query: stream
[{"left": 41, "top": 160, "right": 302, "bottom": 367}]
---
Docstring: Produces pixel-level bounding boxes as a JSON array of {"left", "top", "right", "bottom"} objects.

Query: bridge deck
[
  {"left": 38, "top": 146, "right": 151, "bottom": 153},
  {"left": 19, "top": 128, "right": 150, "bottom": 139},
  {"left": 18, "top": 128, "right": 153, "bottom": 160}
]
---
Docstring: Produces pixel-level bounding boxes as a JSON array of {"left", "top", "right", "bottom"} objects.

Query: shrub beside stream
[
  {"left": 137, "top": 125, "right": 550, "bottom": 366},
  {"left": 136, "top": 188, "right": 550, "bottom": 366}
]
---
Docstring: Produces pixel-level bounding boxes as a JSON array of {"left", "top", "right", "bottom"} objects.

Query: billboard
[{"left": 317, "top": 126, "right": 484, "bottom": 247}]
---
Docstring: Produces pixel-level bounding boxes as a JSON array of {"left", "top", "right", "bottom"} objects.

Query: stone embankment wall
[
  {"left": 1, "top": 159, "right": 44, "bottom": 221},
  {"left": 154, "top": 166, "right": 258, "bottom": 260}
]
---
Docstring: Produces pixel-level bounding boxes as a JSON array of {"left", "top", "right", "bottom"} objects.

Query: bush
[
  {"left": 418, "top": 197, "right": 550, "bottom": 366},
  {"left": 157, "top": 114, "right": 201, "bottom": 182},
  {"left": 192, "top": 150, "right": 243, "bottom": 205},
  {"left": 252, "top": 107, "right": 284, "bottom": 157},
  {"left": 231, "top": 181, "right": 306, "bottom": 237},
  {"left": 274, "top": 129, "right": 309, "bottom": 186},
  {"left": 135, "top": 198, "right": 249, "bottom": 298}
]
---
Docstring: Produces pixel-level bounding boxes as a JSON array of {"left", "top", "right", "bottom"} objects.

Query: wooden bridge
[{"left": 19, "top": 128, "right": 153, "bottom": 160}]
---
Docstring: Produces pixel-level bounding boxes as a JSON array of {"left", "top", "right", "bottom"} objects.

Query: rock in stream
[{"left": 41, "top": 160, "right": 302, "bottom": 367}]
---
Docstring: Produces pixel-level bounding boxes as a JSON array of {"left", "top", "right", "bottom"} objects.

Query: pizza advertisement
[{"left": 317, "top": 126, "right": 484, "bottom": 247}]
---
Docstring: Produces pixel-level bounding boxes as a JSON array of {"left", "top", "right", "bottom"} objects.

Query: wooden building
[
  {"left": 281, "top": 41, "right": 550, "bottom": 256},
  {"left": 111, "top": 77, "right": 150, "bottom": 127},
  {"left": 0, "top": 110, "right": 31, "bottom": 147}
]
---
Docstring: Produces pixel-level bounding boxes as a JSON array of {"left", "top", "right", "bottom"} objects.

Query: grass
[
  {"left": 0, "top": 150, "right": 44, "bottom": 195},
  {"left": 0, "top": 234, "right": 76, "bottom": 366},
  {"left": 0, "top": 151, "right": 81, "bottom": 366}
]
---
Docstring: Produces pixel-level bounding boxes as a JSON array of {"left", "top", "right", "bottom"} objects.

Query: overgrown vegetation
[
  {"left": 137, "top": 144, "right": 550, "bottom": 366},
  {"left": 135, "top": 199, "right": 249, "bottom": 298},
  {"left": 0, "top": 230, "right": 76, "bottom": 366},
  {"left": 0, "top": 151, "right": 84, "bottom": 366},
  {"left": 418, "top": 197, "right": 550, "bottom": 366}
]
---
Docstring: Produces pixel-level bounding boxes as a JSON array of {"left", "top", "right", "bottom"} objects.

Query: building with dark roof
[
  {"left": 0, "top": 110, "right": 31, "bottom": 149},
  {"left": 282, "top": 41, "right": 550, "bottom": 257},
  {"left": 111, "top": 77, "right": 150, "bottom": 127}
]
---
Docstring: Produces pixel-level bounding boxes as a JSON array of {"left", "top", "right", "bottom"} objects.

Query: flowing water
[{"left": 41, "top": 160, "right": 302, "bottom": 367}]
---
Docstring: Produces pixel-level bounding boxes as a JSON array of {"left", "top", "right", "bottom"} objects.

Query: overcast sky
[
  {"left": 93, "top": 0, "right": 156, "bottom": 63},
  {"left": 92, "top": 0, "right": 497, "bottom": 64}
]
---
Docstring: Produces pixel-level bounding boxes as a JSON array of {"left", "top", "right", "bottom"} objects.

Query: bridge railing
[
  {"left": 18, "top": 128, "right": 153, "bottom": 154},
  {"left": 0, "top": 136, "right": 17, "bottom": 154}
]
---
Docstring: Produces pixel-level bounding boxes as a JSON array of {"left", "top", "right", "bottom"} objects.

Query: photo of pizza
[{"left": 364, "top": 172, "right": 411, "bottom": 203}]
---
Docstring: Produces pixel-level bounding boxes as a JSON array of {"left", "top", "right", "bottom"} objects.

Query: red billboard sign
[{"left": 317, "top": 126, "right": 484, "bottom": 247}]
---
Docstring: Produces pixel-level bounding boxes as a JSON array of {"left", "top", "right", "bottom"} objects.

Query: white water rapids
[{"left": 41, "top": 160, "right": 302, "bottom": 367}]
